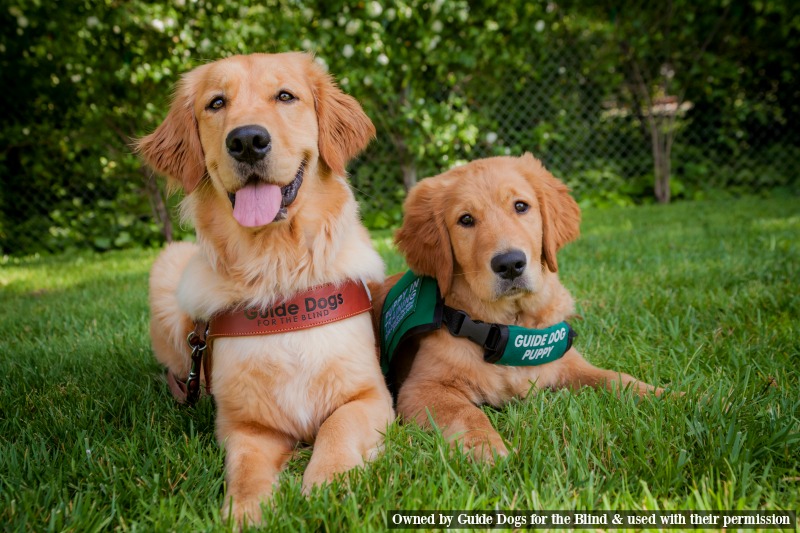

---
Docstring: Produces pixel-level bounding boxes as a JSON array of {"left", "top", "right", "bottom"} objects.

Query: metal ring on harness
[{"left": 185, "top": 330, "right": 207, "bottom": 406}]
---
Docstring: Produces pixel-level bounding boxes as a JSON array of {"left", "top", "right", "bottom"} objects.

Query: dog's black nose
[
  {"left": 491, "top": 250, "right": 527, "bottom": 280},
  {"left": 226, "top": 125, "right": 271, "bottom": 163}
]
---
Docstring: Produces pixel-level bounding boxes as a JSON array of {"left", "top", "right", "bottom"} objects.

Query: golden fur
[
  {"left": 371, "top": 153, "right": 664, "bottom": 462},
  {"left": 139, "top": 53, "right": 393, "bottom": 526}
]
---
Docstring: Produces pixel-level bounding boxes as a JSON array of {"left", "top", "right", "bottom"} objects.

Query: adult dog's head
[
  {"left": 396, "top": 154, "right": 580, "bottom": 303},
  {"left": 138, "top": 52, "right": 374, "bottom": 229}
]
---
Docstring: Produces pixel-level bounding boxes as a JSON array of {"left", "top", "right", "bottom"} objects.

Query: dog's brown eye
[
  {"left": 458, "top": 214, "right": 475, "bottom": 227},
  {"left": 277, "top": 91, "right": 296, "bottom": 102},
  {"left": 515, "top": 201, "right": 530, "bottom": 213},
  {"left": 208, "top": 96, "right": 225, "bottom": 110}
]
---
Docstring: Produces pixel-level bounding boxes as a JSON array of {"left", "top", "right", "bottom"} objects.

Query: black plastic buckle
[
  {"left": 482, "top": 323, "right": 509, "bottom": 364},
  {"left": 443, "top": 306, "right": 509, "bottom": 364}
]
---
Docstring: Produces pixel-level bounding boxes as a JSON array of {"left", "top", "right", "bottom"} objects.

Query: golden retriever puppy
[
  {"left": 138, "top": 53, "right": 394, "bottom": 525},
  {"left": 372, "top": 153, "right": 664, "bottom": 462}
]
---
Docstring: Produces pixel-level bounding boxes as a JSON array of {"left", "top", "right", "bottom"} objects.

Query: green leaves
[{"left": 1, "top": 0, "right": 798, "bottom": 253}]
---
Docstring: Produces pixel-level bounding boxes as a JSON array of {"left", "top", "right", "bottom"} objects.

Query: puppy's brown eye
[
  {"left": 458, "top": 214, "right": 475, "bottom": 227},
  {"left": 208, "top": 96, "right": 225, "bottom": 110},
  {"left": 514, "top": 201, "right": 530, "bottom": 213},
  {"left": 277, "top": 91, "right": 296, "bottom": 102}
]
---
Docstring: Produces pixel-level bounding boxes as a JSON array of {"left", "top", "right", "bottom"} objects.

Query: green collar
[{"left": 380, "top": 271, "right": 576, "bottom": 374}]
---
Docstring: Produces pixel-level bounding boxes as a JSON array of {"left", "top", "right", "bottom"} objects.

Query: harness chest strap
[
  {"left": 379, "top": 271, "right": 576, "bottom": 374},
  {"left": 173, "top": 279, "right": 372, "bottom": 405}
]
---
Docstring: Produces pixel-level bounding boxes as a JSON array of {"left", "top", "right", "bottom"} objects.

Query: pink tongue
[{"left": 232, "top": 182, "right": 282, "bottom": 227}]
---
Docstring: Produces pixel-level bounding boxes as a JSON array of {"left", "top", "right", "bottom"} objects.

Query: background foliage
[{"left": 2, "top": 0, "right": 799, "bottom": 253}]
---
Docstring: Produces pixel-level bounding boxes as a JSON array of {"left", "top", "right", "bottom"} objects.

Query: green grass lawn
[{"left": 1, "top": 196, "right": 798, "bottom": 532}]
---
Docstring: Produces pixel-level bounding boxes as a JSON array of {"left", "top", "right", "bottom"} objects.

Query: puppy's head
[
  {"left": 137, "top": 52, "right": 375, "bottom": 229},
  {"left": 396, "top": 153, "right": 580, "bottom": 301}
]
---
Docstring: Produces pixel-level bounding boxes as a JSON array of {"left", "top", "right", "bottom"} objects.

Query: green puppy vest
[{"left": 380, "top": 271, "right": 576, "bottom": 374}]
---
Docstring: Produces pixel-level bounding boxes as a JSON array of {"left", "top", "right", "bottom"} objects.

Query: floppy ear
[
  {"left": 395, "top": 178, "right": 454, "bottom": 295},
  {"left": 136, "top": 70, "right": 206, "bottom": 193},
  {"left": 521, "top": 153, "right": 581, "bottom": 273},
  {"left": 310, "top": 61, "right": 376, "bottom": 176}
]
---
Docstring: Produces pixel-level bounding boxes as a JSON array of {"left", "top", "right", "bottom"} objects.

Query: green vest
[{"left": 380, "top": 271, "right": 576, "bottom": 374}]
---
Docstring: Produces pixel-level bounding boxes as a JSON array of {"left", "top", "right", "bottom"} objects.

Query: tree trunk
[
  {"left": 659, "top": 137, "right": 672, "bottom": 204},
  {"left": 401, "top": 161, "right": 417, "bottom": 191},
  {"left": 625, "top": 59, "right": 676, "bottom": 204},
  {"left": 393, "top": 82, "right": 419, "bottom": 192},
  {"left": 394, "top": 134, "right": 418, "bottom": 191},
  {"left": 648, "top": 120, "right": 672, "bottom": 204},
  {"left": 142, "top": 168, "right": 173, "bottom": 242}
]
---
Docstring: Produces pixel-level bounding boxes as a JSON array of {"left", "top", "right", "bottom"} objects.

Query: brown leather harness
[{"left": 168, "top": 279, "right": 372, "bottom": 405}]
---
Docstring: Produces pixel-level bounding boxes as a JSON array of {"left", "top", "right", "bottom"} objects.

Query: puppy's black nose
[
  {"left": 226, "top": 125, "right": 271, "bottom": 164},
  {"left": 491, "top": 250, "right": 527, "bottom": 280}
]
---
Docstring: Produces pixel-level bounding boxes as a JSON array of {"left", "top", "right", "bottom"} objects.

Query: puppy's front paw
[
  {"left": 652, "top": 386, "right": 686, "bottom": 398},
  {"left": 456, "top": 430, "right": 509, "bottom": 464}
]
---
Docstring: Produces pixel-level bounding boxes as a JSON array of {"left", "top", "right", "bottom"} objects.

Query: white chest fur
[{"left": 209, "top": 312, "right": 381, "bottom": 441}]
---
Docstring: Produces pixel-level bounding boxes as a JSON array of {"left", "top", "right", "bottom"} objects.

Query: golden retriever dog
[
  {"left": 371, "top": 153, "right": 665, "bottom": 462},
  {"left": 138, "top": 52, "right": 393, "bottom": 525}
]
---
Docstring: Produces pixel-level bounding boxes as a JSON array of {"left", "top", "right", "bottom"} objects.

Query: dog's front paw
[
  {"left": 652, "top": 386, "right": 686, "bottom": 398},
  {"left": 455, "top": 430, "right": 510, "bottom": 464},
  {"left": 301, "top": 451, "right": 362, "bottom": 495},
  {"left": 301, "top": 466, "right": 336, "bottom": 496},
  {"left": 222, "top": 496, "right": 267, "bottom": 529}
]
